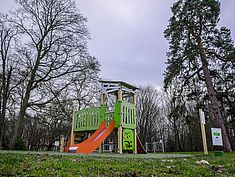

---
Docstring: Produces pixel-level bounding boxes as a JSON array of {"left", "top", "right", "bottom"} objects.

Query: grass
[{"left": 0, "top": 151, "right": 234, "bottom": 176}]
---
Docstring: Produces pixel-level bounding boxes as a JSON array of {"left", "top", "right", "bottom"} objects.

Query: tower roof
[{"left": 99, "top": 80, "right": 139, "bottom": 94}]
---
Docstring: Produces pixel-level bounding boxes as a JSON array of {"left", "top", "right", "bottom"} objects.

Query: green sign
[{"left": 213, "top": 132, "right": 220, "bottom": 136}]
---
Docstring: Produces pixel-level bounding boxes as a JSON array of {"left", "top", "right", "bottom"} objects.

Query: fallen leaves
[
  {"left": 195, "top": 159, "right": 225, "bottom": 174},
  {"left": 195, "top": 159, "right": 210, "bottom": 165}
]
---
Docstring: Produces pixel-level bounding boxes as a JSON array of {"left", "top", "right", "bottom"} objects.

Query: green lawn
[{"left": 0, "top": 151, "right": 234, "bottom": 176}]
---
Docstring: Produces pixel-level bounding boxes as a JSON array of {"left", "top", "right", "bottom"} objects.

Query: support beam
[
  {"left": 60, "top": 135, "right": 64, "bottom": 152},
  {"left": 133, "top": 93, "right": 137, "bottom": 105},
  {"left": 117, "top": 87, "right": 123, "bottom": 154},
  {"left": 101, "top": 93, "right": 105, "bottom": 104},
  {"left": 99, "top": 94, "right": 105, "bottom": 153},
  {"left": 70, "top": 111, "right": 75, "bottom": 146},
  {"left": 134, "top": 93, "right": 137, "bottom": 154},
  {"left": 99, "top": 142, "right": 103, "bottom": 153},
  {"left": 118, "top": 88, "right": 122, "bottom": 101},
  {"left": 134, "top": 128, "right": 137, "bottom": 154},
  {"left": 118, "top": 126, "right": 123, "bottom": 154}
]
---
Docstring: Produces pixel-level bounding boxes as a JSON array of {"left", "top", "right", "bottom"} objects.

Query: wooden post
[
  {"left": 70, "top": 110, "right": 75, "bottom": 146},
  {"left": 118, "top": 126, "right": 123, "bottom": 154},
  {"left": 200, "top": 123, "right": 208, "bottom": 155},
  {"left": 60, "top": 135, "right": 64, "bottom": 152},
  {"left": 101, "top": 93, "right": 105, "bottom": 104},
  {"left": 134, "top": 128, "right": 137, "bottom": 154},
  {"left": 99, "top": 93, "right": 105, "bottom": 153},
  {"left": 117, "top": 89, "right": 122, "bottom": 101},
  {"left": 199, "top": 109, "right": 208, "bottom": 155},
  {"left": 133, "top": 93, "right": 136, "bottom": 105},
  {"left": 99, "top": 142, "right": 103, "bottom": 153},
  {"left": 117, "top": 87, "right": 123, "bottom": 154},
  {"left": 133, "top": 93, "right": 137, "bottom": 154}
]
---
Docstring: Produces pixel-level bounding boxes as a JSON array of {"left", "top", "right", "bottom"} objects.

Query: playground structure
[{"left": 65, "top": 80, "right": 146, "bottom": 154}]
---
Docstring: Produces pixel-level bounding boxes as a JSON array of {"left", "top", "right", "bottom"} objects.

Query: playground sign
[
  {"left": 54, "top": 141, "right": 59, "bottom": 147},
  {"left": 211, "top": 128, "right": 223, "bottom": 146}
]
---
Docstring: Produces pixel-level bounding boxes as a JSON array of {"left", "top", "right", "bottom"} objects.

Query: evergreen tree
[{"left": 164, "top": 0, "right": 234, "bottom": 151}]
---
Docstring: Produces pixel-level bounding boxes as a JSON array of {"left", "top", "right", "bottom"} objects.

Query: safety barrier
[
  {"left": 121, "top": 101, "right": 136, "bottom": 129},
  {"left": 73, "top": 107, "right": 100, "bottom": 131},
  {"left": 73, "top": 101, "right": 136, "bottom": 131}
]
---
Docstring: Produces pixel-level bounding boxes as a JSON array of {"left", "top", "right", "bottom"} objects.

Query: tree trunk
[
  {"left": 9, "top": 43, "right": 41, "bottom": 149},
  {"left": 9, "top": 79, "right": 33, "bottom": 149},
  {"left": 9, "top": 94, "right": 30, "bottom": 149},
  {"left": 0, "top": 61, "right": 13, "bottom": 149},
  {"left": 198, "top": 39, "right": 232, "bottom": 152},
  {"left": 0, "top": 118, "right": 4, "bottom": 149}
]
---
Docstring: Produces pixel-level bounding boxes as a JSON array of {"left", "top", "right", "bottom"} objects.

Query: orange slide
[{"left": 66, "top": 120, "right": 115, "bottom": 154}]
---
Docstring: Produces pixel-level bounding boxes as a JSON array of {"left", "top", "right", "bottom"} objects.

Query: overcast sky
[{"left": 0, "top": 0, "right": 235, "bottom": 88}]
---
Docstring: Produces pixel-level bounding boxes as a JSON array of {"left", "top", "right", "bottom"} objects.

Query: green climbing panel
[{"left": 123, "top": 129, "right": 135, "bottom": 151}]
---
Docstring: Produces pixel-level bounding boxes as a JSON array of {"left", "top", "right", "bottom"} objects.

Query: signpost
[
  {"left": 199, "top": 109, "right": 208, "bottom": 155},
  {"left": 54, "top": 141, "right": 59, "bottom": 151}
]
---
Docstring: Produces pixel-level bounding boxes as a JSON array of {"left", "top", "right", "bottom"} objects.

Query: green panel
[
  {"left": 105, "top": 111, "right": 114, "bottom": 125},
  {"left": 100, "top": 104, "right": 106, "bottom": 123},
  {"left": 114, "top": 101, "right": 121, "bottom": 128},
  {"left": 73, "top": 107, "right": 100, "bottom": 131},
  {"left": 121, "top": 101, "right": 136, "bottom": 129},
  {"left": 123, "top": 129, "right": 135, "bottom": 151},
  {"left": 73, "top": 100, "right": 136, "bottom": 131}
]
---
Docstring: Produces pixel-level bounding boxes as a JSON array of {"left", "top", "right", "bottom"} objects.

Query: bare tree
[
  {"left": 8, "top": 0, "right": 100, "bottom": 149},
  {"left": 164, "top": 91, "right": 185, "bottom": 151},
  {"left": 0, "top": 15, "right": 19, "bottom": 149},
  {"left": 137, "top": 86, "right": 162, "bottom": 145}
]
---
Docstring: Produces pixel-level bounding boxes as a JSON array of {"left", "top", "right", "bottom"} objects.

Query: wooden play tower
[{"left": 66, "top": 80, "right": 139, "bottom": 154}]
